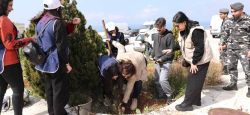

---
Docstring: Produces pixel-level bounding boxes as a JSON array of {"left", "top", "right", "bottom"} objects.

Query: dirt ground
[{"left": 122, "top": 91, "right": 167, "bottom": 114}]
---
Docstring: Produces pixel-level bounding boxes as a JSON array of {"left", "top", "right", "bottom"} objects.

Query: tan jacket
[
  {"left": 113, "top": 41, "right": 147, "bottom": 103},
  {"left": 178, "top": 26, "right": 212, "bottom": 65}
]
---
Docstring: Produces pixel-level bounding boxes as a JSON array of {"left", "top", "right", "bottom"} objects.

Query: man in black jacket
[
  {"left": 106, "top": 23, "right": 126, "bottom": 57},
  {"left": 151, "top": 17, "right": 175, "bottom": 104}
]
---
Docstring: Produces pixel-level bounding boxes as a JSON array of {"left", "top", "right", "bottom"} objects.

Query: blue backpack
[{"left": 98, "top": 55, "right": 118, "bottom": 77}]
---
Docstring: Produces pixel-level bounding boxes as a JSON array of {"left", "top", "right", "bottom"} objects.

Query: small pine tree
[
  {"left": 22, "top": 0, "right": 105, "bottom": 106},
  {"left": 171, "top": 24, "right": 182, "bottom": 60}
]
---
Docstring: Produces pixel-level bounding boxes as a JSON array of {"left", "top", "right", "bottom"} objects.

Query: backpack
[{"left": 23, "top": 19, "right": 53, "bottom": 65}]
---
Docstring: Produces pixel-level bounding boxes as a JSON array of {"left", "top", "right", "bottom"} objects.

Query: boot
[
  {"left": 175, "top": 103, "right": 193, "bottom": 111},
  {"left": 222, "top": 83, "right": 238, "bottom": 91},
  {"left": 193, "top": 101, "right": 201, "bottom": 106},
  {"left": 247, "top": 88, "right": 250, "bottom": 98}
]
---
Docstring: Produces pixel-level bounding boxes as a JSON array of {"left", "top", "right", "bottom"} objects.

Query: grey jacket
[{"left": 151, "top": 30, "right": 175, "bottom": 63}]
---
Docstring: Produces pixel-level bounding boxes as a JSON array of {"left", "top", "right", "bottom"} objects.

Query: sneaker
[
  {"left": 130, "top": 98, "right": 138, "bottom": 110},
  {"left": 103, "top": 96, "right": 112, "bottom": 106},
  {"left": 166, "top": 96, "right": 174, "bottom": 105}
]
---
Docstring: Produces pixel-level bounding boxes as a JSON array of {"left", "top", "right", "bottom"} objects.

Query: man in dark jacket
[
  {"left": 35, "top": 0, "right": 72, "bottom": 114},
  {"left": 151, "top": 17, "right": 175, "bottom": 104},
  {"left": 106, "top": 22, "right": 126, "bottom": 57}
]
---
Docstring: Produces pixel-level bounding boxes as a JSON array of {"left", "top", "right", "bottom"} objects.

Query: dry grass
[
  {"left": 146, "top": 61, "right": 155, "bottom": 77},
  {"left": 168, "top": 61, "right": 188, "bottom": 98},
  {"left": 142, "top": 61, "right": 156, "bottom": 97},
  {"left": 205, "top": 60, "right": 223, "bottom": 86}
]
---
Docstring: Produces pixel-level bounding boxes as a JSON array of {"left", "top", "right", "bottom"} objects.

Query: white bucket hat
[{"left": 43, "top": 0, "right": 64, "bottom": 10}]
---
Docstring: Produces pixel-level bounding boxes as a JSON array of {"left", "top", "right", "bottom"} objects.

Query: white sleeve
[{"left": 112, "top": 41, "right": 126, "bottom": 54}]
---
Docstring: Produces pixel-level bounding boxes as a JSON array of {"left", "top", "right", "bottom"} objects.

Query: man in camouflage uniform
[
  {"left": 219, "top": 8, "right": 229, "bottom": 75},
  {"left": 220, "top": 2, "right": 250, "bottom": 97}
]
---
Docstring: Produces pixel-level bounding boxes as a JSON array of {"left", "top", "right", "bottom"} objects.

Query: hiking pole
[{"left": 102, "top": 20, "right": 112, "bottom": 55}]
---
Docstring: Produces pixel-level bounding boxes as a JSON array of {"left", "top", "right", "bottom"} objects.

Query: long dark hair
[
  {"left": 0, "top": 0, "right": 12, "bottom": 16},
  {"left": 172, "top": 11, "right": 200, "bottom": 37},
  {"left": 103, "top": 63, "right": 119, "bottom": 78}
]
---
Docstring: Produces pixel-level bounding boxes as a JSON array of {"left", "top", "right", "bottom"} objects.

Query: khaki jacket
[{"left": 113, "top": 41, "right": 147, "bottom": 103}]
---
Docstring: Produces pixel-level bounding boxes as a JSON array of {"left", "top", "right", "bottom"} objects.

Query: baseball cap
[{"left": 43, "top": 0, "right": 64, "bottom": 10}]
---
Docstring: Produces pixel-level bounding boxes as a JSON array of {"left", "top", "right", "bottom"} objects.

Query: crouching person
[
  {"left": 98, "top": 55, "right": 123, "bottom": 106},
  {"left": 116, "top": 51, "right": 148, "bottom": 111}
]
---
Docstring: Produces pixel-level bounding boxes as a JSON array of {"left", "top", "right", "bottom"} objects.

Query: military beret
[
  {"left": 219, "top": 8, "right": 229, "bottom": 13},
  {"left": 230, "top": 2, "right": 244, "bottom": 10}
]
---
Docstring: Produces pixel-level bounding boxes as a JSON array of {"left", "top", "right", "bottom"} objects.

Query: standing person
[
  {"left": 221, "top": 2, "right": 250, "bottom": 97},
  {"left": 106, "top": 22, "right": 126, "bottom": 57},
  {"left": 150, "top": 17, "right": 174, "bottom": 104},
  {"left": 173, "top": 11, "right": 212, "bottom": 111},
  {"left": 0, "top": 0, "right": 33, "bottom": 115},
  {"left": 218, "top": 8, "right": 229, "bottom": 75},
  {"left": 34, "top": 0, "right": 72, "bottom": 115}
]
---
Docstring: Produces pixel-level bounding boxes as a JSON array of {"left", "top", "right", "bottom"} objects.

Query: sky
[{"left": 9, "top": 0, "right": 250, "bottom": 31}]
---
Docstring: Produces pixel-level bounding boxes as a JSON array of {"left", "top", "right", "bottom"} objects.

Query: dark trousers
[
  {"left": 131, "top": 80, "right": 142, "bottom": 99},
  {"left": 183, "top": 62, "right": 210, "bottom": 105},
  {"left": 42, "top": 67, "right": 69, "bottom": 115},
  {"left": 102, "top": 75, "right": 124, "bottom": 99},
  {"left": 0, "top": 63, "right": 24, "bottom": 115},
  {"left": 102, "top": 75, "right": 142, "bottom": 100}
]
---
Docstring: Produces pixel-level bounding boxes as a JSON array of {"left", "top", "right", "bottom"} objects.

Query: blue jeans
[{"left": 154, "top": 63, "right": 172, "bottom": 98}]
